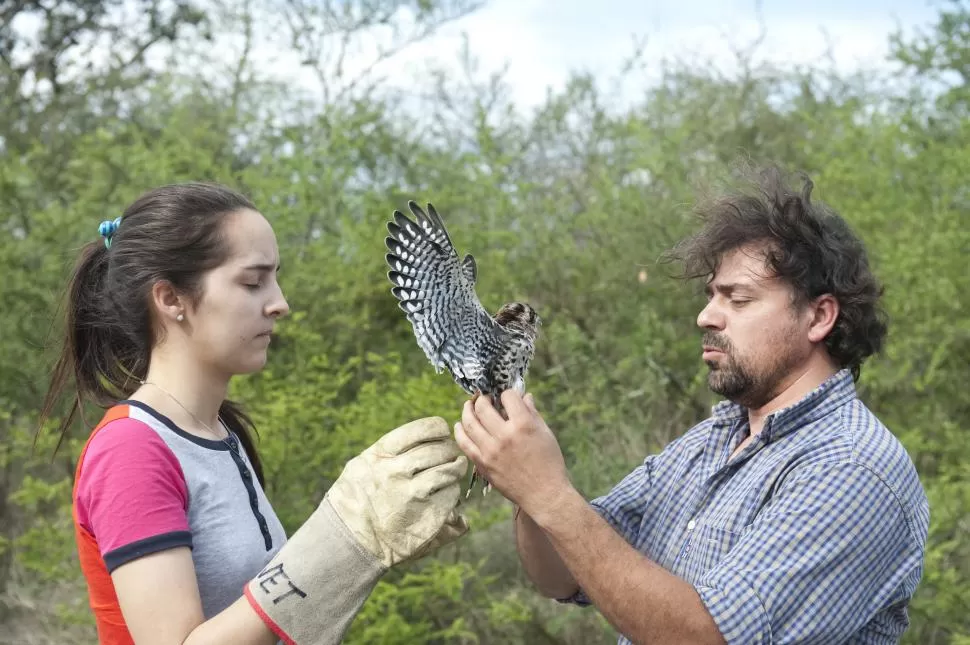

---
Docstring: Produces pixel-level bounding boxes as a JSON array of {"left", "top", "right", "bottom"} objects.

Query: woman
[{"left": 39, "top": 182, "right": 469, "bottom": 645}]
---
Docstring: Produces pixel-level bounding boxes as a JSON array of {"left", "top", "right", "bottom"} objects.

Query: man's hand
[
  {"left": 459, "top": 393, "right": 726, "bottom": 645},
  {"left": 454, "top": 390, "right": 573, "bottom": 519}
]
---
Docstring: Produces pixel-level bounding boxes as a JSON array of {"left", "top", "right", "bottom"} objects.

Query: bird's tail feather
[{"left": 465, "top": 469, "right": 492, "bottom": 498}]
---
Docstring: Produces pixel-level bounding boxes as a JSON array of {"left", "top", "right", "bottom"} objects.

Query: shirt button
[
  {"left": 687, "top": 519, "right": 696, "bottom": 531},
  {"left": 242, "top": 470, "right": 250, "bottom": 479}
]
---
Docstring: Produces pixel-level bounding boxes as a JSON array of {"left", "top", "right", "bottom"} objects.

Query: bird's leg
[{"left": 465, "top": 392, "right": 483, "bottom": 499}]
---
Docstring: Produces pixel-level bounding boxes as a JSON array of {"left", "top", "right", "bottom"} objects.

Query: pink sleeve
[{"left": 75, "top": 418, "right": 192, "bottom": 572}]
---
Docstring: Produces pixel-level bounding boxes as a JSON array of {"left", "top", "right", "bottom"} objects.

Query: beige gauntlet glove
[{"left": 244, "top": 417, "right": 468, "bottom": 645}]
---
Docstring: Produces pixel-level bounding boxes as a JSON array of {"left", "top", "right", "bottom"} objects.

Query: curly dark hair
[{"left": 665, "top": 164, "right": 888, "bottom": 381}]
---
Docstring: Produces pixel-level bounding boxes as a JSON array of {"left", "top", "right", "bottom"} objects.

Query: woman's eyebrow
[{"left": 242, "top": 262, "right": 281, "bottom": 272}]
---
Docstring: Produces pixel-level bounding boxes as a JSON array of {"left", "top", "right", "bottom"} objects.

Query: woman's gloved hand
[
  {"left": 244, "top": 417, "right": 468, "bottom": 645},
  {"left": 325, "top": 416, "right": 469, "bottom": 565}
]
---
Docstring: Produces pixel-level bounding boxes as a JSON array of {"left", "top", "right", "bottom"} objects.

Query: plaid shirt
[{"left": 563, "top": 369, "right": 929, "bottom": 644}]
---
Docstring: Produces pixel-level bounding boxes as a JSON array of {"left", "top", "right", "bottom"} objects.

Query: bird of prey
[{"left": 384, "top": 200, "right": 540, "bottom": 497}]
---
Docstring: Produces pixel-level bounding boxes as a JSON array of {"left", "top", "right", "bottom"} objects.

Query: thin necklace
[{"left": 139, "top": 380, "right": 235, "bottom": 451}]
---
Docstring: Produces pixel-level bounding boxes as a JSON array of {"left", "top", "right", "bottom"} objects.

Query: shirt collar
[{"left": 710, "top": 369, "right": 857, "bottom": 442}]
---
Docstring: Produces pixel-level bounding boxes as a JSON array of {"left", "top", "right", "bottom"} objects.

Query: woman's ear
[{"left": 151, "top": 280, "right": 186, "bottom": 325}]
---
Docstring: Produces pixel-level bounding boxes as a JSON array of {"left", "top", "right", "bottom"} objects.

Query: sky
[
  {"left": 254, "top": 0, "right": 942, "bottom": 110},
  {"left": 8, "top": 0, "right": 944, "bottom": 111}
]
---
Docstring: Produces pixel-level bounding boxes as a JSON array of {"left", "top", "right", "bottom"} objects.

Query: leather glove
[
  {"left": 244, "top": 417, "right": 468, "bottom": 645},
  {"left": 325, "top": 416, "right": 470, "bottom": 566}
]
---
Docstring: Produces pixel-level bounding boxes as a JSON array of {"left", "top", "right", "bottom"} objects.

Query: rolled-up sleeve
[{"left": 695, "top": 462, "right": 923, "bottom": 644}]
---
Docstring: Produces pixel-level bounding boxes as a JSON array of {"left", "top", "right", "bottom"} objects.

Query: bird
[{"left": 384, "top": 200, "right": 540, "bottom": 497}]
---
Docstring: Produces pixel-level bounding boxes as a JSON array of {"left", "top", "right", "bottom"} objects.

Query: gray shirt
[{"left": 80, "top": 400, "right": 288, "bottom": 619}]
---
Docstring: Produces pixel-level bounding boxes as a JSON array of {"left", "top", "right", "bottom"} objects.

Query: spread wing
[{"left": 385, "top": 201, "right": 506, "bottom": 394}]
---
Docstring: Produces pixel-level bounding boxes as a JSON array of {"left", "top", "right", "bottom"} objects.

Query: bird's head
[{"left": 495, "top": 302, "right": 541, "bottom": 339}]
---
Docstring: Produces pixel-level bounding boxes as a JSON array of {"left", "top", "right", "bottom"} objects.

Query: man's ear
[{"left": 807, "top": 294, "right": 839, "bottom": 343}]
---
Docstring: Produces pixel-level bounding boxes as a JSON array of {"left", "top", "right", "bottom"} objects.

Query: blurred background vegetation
[{"left": 1, "top": 0, "right": 968, "bottom": 643}]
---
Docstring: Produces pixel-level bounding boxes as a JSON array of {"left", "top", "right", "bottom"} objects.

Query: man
[{"left": 454, "top": 166, "right": 929, "bottom": 644}]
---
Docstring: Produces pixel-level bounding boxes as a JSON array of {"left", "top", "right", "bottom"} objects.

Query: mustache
[{"left": 702, "top": 332, "right": 732, "bottom": 353}]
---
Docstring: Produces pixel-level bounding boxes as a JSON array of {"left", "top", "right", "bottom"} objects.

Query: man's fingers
[
  {"left": 473, "top": 394, "right": 507, "bottom": 428},
  {"left": 500, "top": 389, "right": 531, "bottom": 422},
  {"left": 524, "top": 392, "right": 538, "bottom": 415},
  {"left": 454, "top": 421, "right": 484, "bottom": 466},
  {"left": 462, "top": 399, "right": 495, "bottom": 443}
]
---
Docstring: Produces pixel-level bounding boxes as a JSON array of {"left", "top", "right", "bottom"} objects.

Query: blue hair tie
[{"left": 98, "top": 217, "right": 122, "bottom": 248}]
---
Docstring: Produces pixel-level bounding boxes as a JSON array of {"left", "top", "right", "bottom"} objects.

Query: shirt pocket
[{"left": 674, "top": 523, "right": 741, "bottom": 582}]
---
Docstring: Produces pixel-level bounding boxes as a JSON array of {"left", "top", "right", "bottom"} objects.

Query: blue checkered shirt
[{"left": 562, "top": 370, "right": 929, "bottom": 644}]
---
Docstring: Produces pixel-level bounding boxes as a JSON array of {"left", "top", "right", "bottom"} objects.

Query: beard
[{"left": 702, "top": 330, "right": 800, "bottom": 409}]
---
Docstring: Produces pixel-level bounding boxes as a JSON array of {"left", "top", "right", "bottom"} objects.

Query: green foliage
[
  {"left": 1, "top": 0, "right": 969, "bottom": 643},
  {"left": 347, "top": 561, "right": 490, "bottom": 644}
]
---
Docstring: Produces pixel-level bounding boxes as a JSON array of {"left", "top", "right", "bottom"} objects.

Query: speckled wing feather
[{"left": 385, "top": 201, "right": 506, "bottom": 394}]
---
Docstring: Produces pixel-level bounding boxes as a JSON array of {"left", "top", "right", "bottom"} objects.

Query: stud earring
[{"left": 176, "top": 313, "right": 184, "bottom": 322}]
